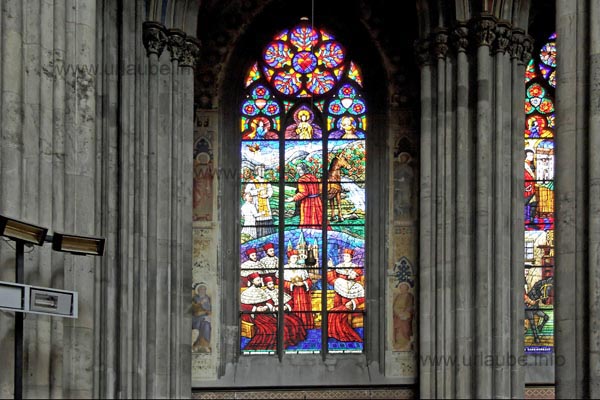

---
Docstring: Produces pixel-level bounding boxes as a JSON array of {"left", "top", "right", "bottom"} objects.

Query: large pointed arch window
[
  {"left": 523, "top": 32, "right": 556, "bottom": 354},
  {"left": 239, "top": 20, "right": 367, "bottom": 355}
]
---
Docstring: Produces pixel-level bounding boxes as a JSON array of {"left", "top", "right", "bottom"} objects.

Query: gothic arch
[
  {"left": 416, "top": 0, "right": 532, "bottom": 36},
  {"left": 192, "top": 0, "right": 421, "bottom": 387},
  {"left": 146, "top": 0, "right": 201, "bottom": 36}
]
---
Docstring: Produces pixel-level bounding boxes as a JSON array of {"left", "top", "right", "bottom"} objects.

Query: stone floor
[
  {"left": 192, "top": 387, "right": 415, "bottom": 399},
  {"left": 192, "top": 385, "right": 554, "bottom": 399}
]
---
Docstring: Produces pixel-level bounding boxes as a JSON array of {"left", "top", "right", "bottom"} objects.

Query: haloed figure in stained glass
[
  {"left": 339, "top": 116, "right": 359, "bottom": 139},
  {"left": 285, "top": 108, "right": 322, "bottom": 139}
]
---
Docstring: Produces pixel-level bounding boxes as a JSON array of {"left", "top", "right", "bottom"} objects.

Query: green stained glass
[
  {"left": 525, "top": 59, "right": 536, "bottom": 82},
  {"left": 523, "top": 32, "right": 556, "bottom": 355},
  {"left": 239, "top": 20, "right": 368, "bottom": 355},
  {"left": 245, "top": 62, "right": 261, "bottom": 87},
  {"left": 348, "top": 62, "right": 363, "bottom": 87}
]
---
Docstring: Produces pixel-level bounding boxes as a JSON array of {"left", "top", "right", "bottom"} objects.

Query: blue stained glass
[{"left": 238, "top": 20, "right": 368, "bottom": 355}]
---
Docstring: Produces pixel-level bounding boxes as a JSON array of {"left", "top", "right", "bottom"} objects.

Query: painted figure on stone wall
[
  {"left": 393, "top": 152, "right": 415, "bottom": 220},
  {"left": 192, "top": 282, "right": 212, "bottom": 353},
  {"left": 240, "top": 272, "right": 278, "bottom": 351},
  {"left": 393, "top": 282, "right": 414, "bottom": 351},
  {"left": 193, "top": 138, "right": 214, "bottom": 222}
]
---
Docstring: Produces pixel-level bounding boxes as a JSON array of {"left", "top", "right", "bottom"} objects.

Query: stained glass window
[
  {"left": 239, "top": 20, "right": 367, "bottom": 355},
  {"left": 524, "top": 32, "right": 556, "bottom": 354}
]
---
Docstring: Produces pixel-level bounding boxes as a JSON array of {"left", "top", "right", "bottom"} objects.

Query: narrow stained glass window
[
  {"left": 239, "top": 20, "right": 367, "bottom": 355},
  {"left": 523, "top": 32, "right": 556, "bottom": 354}
]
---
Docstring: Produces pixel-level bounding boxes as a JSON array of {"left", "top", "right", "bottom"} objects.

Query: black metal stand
[{"left": 14, "top": 240, "right": 24, "bottom": 400}]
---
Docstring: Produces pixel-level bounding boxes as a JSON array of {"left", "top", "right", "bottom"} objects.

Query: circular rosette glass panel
[
  {"left": 307, "top": 70, "right": 336, "bottom": 95},
  {"left": 540, "top": 42, "right": 556, "bottom": 68},
  {"left": 293, "top": 51, "right": 318, "bottom": 73},
  {"left": 264, "top": 42, "right": 292, "bottom": 68},
  {"left": 316, "top": 42, "right": 344, "bottom": 68},
  {"left": 273, "top": 71, "right": 302, "bottom": 96},
  {"left": 289, "top": 25, "right": 319, "bottom": 50}
]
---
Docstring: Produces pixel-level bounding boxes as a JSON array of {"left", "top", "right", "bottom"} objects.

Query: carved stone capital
[
  {"left": 493, "top": 22, "right": 512, "bottom": 54},
  {"left": 414, "top": 38, "right": 432, "bottom": 67},
  {"left": 521, "top": 34, "right": 534, "bottom": 64},
  {"left": 509, "top": 29, "right": 525, "bottom": 61},
  {"left": 142, "top": 21, "right": 168, "bottom": 58},
  {"left": 167, "top": 29, "right": 187, "bottom": 62},
  {"left": 451, "top": 24, "right": 469, "bottom": 53},
  {"left": 471, "top": 15, "right": 497, "bottom": 47},
  {"left": 433, "top": 29, "right": 449, "bottom": 59},
  {"left": 181, "top": 37, "right": 201, "bottom": 68}
]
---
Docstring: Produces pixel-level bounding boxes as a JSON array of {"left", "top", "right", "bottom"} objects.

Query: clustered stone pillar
[
  {"left": 111, "top": 20, "right": 198, "bottom": 399},
  {"left": 0, "top": 0, "right": 97, "bottom": 397},
  {"left": 555, "top": 0, "right": 600, "bottom": 398},
  {"left": 416, "top": 14, "right": 532, "bottom": 399},
  {"left": 92, "top": 3, "right": 200, "bottom": 396}
]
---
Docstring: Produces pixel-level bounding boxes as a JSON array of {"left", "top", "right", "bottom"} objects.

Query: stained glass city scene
[
  {"left": 524, "top": 32, "right": 555, "bottom": 354},
  {"left": 239, "top": 20, "right": 366, "bottom": 355}
]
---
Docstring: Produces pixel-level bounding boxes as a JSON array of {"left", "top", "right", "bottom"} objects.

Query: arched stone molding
[{"left": 145, "top": 0, "right": 201, "bottom": 37}]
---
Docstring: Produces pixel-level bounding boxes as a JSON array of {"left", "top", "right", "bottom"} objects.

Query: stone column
[
  {"left": 451, "top": 23, "right": 474, "bottom": 399},
  {"left": 508, "top": 28, "right": 530, "bottom": 397},
  {"left": 0, "top": 2, "right": 25, "bottom": 398},
  {"left": 181, "top": 35, "right": 200, "bottom": 393},
  {"left": 142, "top": 20, "right": 168, "bottom": 398},
  {"left": 0, "top": 0, "right": 98, "bottom": 397},
  {"left": 417, "top": 15, "right": 529, "bottom": 399},
  {"left": 433, "top": 28, "right": 454, "bottom": 396},
  {"left": 136, "top": 20, "right": 197, "bottom": 399},
  {"left": 415, "top": 36, "right": 435, "bottom": 399},
  {"left": 555, "top": 0, "right": 600, "bottom": 397},
  {"left": 471, "top": 17, "right": 496, "bottom": 396}
]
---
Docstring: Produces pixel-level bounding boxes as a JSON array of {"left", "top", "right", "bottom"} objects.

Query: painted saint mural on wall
[
  {"left": 239, "top": 20, "right": 367, "bottom": 355},
  {"left": 523, "top": 32, "right": 556, "bottom": 354}
]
